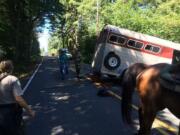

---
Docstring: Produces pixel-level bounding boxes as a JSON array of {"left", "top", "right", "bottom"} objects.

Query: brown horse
[{"left": 121, "top": 62, "right": 180, "bottom": 135}]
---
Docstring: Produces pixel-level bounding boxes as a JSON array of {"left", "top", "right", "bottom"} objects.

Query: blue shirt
[{"left": 59, "top": 53, "right": 68, "bottom": 65}]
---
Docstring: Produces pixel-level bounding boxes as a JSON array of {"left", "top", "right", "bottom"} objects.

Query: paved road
[
  {"left": 23, "top": 57, "right": 135, "bottom": 135},
  {"left": 22, "top": 56, "right": 179, "bottom": 135}
]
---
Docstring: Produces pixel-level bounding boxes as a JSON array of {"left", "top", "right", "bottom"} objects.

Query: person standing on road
[
  {"left": 59, "top": 49, "right": 69, "bottom": 79},
  {"left": 0, "top": 60, "right": 35, "bottom": 135},
  {"left": 74, "top": 48, "right": 81, "bottom": 79}
]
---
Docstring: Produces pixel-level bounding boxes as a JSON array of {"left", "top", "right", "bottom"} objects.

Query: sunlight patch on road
[
  {"left": 54, "top": 95, "right": 70, "bottom": 101},
  {"left": 51, "top": 125, "right": 64, "bottom": 135},
  {"left": 94, "top": 82, "right": 101, "bottom": 86},
  {"left": 74, "top": 106, "right": 82, "bottom": 111}
]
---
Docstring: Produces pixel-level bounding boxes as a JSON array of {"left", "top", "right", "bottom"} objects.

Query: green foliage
[
  {"left": 155, "top": 0, "right": 180, "bottom": 42},
  {"left": 48, "top": 34, "right": 62, "bottom": 50},
  {"left": 80, "top": 34, "right": 97, "bottom": 63},
  {"left": 0, "top": 0, "right": 64, "bottom": 64},
  {"left": 2, "top": 0, "right": 179, "bottom": 66},
  {"left": 48, "top": 0, "right": 180, "bottom": 63},
  {"left": 99, "top": 0, "right": 180, "bottom": 43},
  {"left": 31, "top": 36, "right": 41, "bottom": 62}
]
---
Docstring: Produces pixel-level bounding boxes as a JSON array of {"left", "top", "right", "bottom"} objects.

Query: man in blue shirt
[{"left": 59, "top": 49, "right": 69, "bottom": 79}]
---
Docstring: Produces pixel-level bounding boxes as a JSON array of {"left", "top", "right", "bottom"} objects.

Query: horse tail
[
  {"left": 121, "top": 68, "right": 136, "bottom": 125},
  {"left": 121, "top": 63, "right": 147, "bottom": 125},
  {"left": 119, "top": 68, "right": 127, "bottom": 84}
]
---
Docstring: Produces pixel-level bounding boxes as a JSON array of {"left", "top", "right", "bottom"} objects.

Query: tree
[
  {"left": 47, "top": 0, "right": 179, "bottom": 63},
  {"left": 0, "top": 0, "right": 64, "bottom": 63}
]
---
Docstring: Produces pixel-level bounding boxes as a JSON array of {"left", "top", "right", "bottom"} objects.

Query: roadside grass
[
  {"left": 14, "top": 62, "right": 38, "bottom": 79},
  {"left": 13, "top": 57, "right": 42, "bottom": 86}
]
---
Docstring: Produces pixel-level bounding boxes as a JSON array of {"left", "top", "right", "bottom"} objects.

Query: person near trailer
[
  {"left": 74, "top": 48, "right": 82, "bottom": 79},
  {"left": 0, "top": 60, "right": 35, "bottom": 135}
]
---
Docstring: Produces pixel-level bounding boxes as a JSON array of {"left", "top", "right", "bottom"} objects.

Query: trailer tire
[{"left": 104, "top": 52, "right": 120, "bottom": 70}]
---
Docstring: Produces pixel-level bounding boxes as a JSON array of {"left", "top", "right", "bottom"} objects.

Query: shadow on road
[{"left": 24, "top": 57, "right": 130, "bottom": 135}]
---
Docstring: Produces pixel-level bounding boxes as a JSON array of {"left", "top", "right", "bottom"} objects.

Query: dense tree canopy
[
  {"left": 0, "top": 0, "right": 64, "bottom": 64},
  {"left": 0, "top": 0, "right": 179, "bottom": 65},
  {"left": 48, "top": 0, "right": 180, "bottom": 63}
]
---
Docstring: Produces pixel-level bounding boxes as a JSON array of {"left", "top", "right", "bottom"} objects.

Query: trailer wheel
[{"left": 104, "top": 52, "right": 120, "bottom": 70}]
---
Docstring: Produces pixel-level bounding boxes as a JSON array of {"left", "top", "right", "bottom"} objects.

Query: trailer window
[
  {"left": 127, "top": 40, "right": 143, "bottom": 49},
  {"left": 136, "top": 41, "right": 143, "bottom": 49},
  {"left": 118, "top": 36, "right": 126, "bottom": 45},
  {"left": 145, "top": 44, "right": 160, "bottom": 53},
  {"left": 127, "top": 40, "right": 135, "bottom": 47},
  {"left": 152, "top": 46, "right": 160, "bottom": 53},
  {"left": 109, "top": 34, "right": 126, "bottom": 45},
  {"left": 109, "top": 35, "right": 117, "bottom": 42}
]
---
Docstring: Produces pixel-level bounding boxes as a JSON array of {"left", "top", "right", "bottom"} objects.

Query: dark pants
[
  {"left": 0, "top": 104, "right": 23, "bottom": 135},
  {"left": 75, "top": 64, "right": 81, "bottom": 78},
  {"left": 59, "top": 63, "right": 68, "bottom": 74},
  {"left": 59, "top": 63, "right": 69, "bottom": 80}
]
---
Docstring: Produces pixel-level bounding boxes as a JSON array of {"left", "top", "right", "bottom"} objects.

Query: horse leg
[
  {"left": 138, "top": 107, "right": 150, "bottom": 135},
  {"left": 138, "top": 107, "right": 143, "bottom": 134},
  {"left": 138, "top": 107, "right": 156, "bottom": 135}
]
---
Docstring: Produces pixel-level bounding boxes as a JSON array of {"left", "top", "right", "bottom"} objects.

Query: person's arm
[
  {"left": 12, "top": 78, "right": 35, "bottom": 118},
  {"left": 15, "top": 96, "right": 35, "bottom": 118}
]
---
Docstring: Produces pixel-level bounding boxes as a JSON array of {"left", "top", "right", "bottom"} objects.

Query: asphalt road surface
[{"left": 23, "top": 56, "right": 178, "bottom": 135}]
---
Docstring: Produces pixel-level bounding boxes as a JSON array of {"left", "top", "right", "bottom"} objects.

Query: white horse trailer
[{"left": 92, "top": 25, "right": 180, "bottom": 77}]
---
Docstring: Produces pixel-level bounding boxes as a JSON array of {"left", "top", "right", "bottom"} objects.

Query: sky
[{"left": 38, "top": 28, "right": 50, "bottom": 53}]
